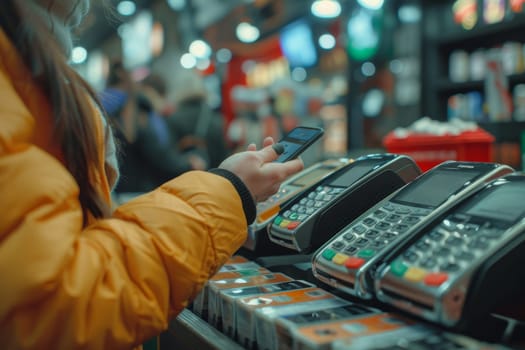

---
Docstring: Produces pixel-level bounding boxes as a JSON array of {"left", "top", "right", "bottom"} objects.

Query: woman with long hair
[{"left": 0, "top": 1, "right": 303, "bottom": 349}]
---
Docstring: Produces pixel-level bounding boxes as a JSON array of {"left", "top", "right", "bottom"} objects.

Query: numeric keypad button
[
  {"left": 331, "top": 241, "right": 346, "bottom": 251},
  {"left": 402, "top": 250, "right": 419, "bottom": 263},
  {"left": 373, "top": 210, "right": 387, "bottom": 219},
  {"left": 454, "top": 251, "right": 475, "bottom": 261},
  {"left": 428, "top": 230, "right": 445, "bottom": 242},
  {"left": 352, "top": 225, "right": 367, "bottom": 234},
  {"left": 343, "top": 246, "right": 359, "bottom": 256},
  {"left": 354, "top": 238, "right": 370, "bottom": 248},
  {"left": 364, "top": 229, "right": 381, "bottom": 239},
  {"left": 343, "top": 232, "right": 356, "bottom": 242}
]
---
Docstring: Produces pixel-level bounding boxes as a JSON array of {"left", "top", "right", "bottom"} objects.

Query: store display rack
[{"left": 421, "top": 3, "right": 525, "bottom": 145}]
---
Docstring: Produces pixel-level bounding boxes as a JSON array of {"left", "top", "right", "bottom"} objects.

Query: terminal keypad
[
  {"left": 387, "top": 214, "right": 509, "bottom": 287},
  {"left": 273, "top": 186, "right": 345, "bottom": 231},
  {"left": 320, "top": 202, "right": 432, "bottom": 269}
]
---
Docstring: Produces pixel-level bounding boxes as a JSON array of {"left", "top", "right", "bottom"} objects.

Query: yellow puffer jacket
[{"left": 0, "top": 30, "right": 250, "bottom": 349}]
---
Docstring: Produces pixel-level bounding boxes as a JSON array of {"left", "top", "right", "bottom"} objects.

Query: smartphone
[{"left": 273, "top": 126, "right": 324, "bottom": 163}]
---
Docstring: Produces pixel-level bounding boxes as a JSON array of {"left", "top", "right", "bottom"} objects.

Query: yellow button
[
  {"left": 279, "top": 220, "right": 291, "bottom": 228},
  {"left": 332, "top": 253, "right": 349, "bottom": 265},
  {"left": 404, "top": 267, "right": 427, "bottom": 282}
]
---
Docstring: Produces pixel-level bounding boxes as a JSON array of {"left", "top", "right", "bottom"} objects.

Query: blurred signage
[
  {"left": 347, "top": 8, "right": 382, "bottom": 61},
  {"left": 246, "top": 58, "right": 290, "bottom": 88},
  {"left": 510, "top": 0, "right": 525, "bottom": 12},
  {"left": 452, "top": 0, "right": 478, "bottom": 29},
  {"left": 279, "top": 19, "right": 318, "bottom": 68},
  {"left": 122, "top": 11, "right": 153, "bottom": 69},
  {"left": 483, "top": 0, "right": 506, "bottom": 24}
]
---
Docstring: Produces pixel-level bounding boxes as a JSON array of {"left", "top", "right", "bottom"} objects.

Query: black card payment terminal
[
  {"left": 268, "top": 154, "right": 422, "bottom": 253},
  {"left": 312, "top": 161, "right": 514, "bottom": 300},
  {"left": 375, "top": 172, "right": 525, "bottom": 330},
  {"left": 244, "top": 158, "right": 353, "bottom": 252}
]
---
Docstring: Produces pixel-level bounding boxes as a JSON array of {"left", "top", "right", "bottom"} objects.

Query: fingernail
[{"left": 272, "top": 143, "right": 284, "bottom": 155}]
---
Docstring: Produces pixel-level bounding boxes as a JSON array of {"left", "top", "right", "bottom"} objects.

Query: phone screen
[{"left": 275, "top": 127, "right": 324, "bottom": 163}]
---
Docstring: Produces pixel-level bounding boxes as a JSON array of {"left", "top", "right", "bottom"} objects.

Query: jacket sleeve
[{"left": 0, "top": 141, "right": 249, "bottom": 349}]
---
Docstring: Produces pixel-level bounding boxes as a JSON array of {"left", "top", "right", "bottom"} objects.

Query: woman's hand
[{"left": 219, "top": 137, "right": 304, "bottom": 202}]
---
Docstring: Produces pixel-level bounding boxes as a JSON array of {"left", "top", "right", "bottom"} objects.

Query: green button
[
  {"left": 391, "top": 259, "right": 408, "bottom": 277},
  {"left": 322, "top": 249, "right": 336, "bottom": 261},
  {"left": 274, "top": 216, "right": 283, "bottom": 225},
  {"left": 357, "top": 249, "right": 376, "bottom": 259}
]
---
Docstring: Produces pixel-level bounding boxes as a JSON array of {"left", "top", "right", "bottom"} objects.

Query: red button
[
  {"left": 424, "top": 272, "right": 448, "bottom": 287},
  {"left": 345, "top": 257, "right": 365, "bottom": 269},
  {"left": 287, "top": 221, "right": 300, "bottom": 230}
]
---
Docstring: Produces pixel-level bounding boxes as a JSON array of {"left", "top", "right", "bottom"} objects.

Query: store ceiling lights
[
  {"left": 180, "top": 53, "right": 197, "bottom": 69},
  {"left": 361, "top": 61, "right": 376, "bottom": 77},
  {"left": 71, "top": 46, "right": 88, "bottom": 64},
  {"left": 196, "top": 58, "right": 211, "bottom": 71},
  {"left": 216, "top": 48, "right": 232, "bottom": 63},
  {"left": 189, "top": 39, "right": 212, "bottom": 59},
  {"left": 166, "top": 0, "right": 186, "bottom": 11},
  {"left": 398, "top": 5, "right": 421, "bottom": 23},
  {"left": 319, "top": 33, "right": 336, "bottom": 50},
  {"left": 291, "top": 67, "right": 307, "bottom": 82},
  {"left": 117, "top": 1, "right": 136, "bottom": 16},
  {"left": 236, "top": 22, "right": 260, "bottom": 43},
  {"left": 357, "top": 0, "right": 384, "bottom": 10},
  {"left": 311, "top": 0, "right": 342, "bottom": 19}
]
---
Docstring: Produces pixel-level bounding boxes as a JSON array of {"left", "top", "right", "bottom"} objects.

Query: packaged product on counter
[
  {"left": 235, "top": 287, "right": 335, "bottom": 349},
  {"left": 219, "top": 279, "right": 317, "bottom": 340},
  {"left": 273, "top": 303, "right": 383, "bottom": 350},
  {"left": 291, "top": 313, "right": 417, "bottom": 350},
  {"left": 191, "top": 258, "right": 269, "bottom": 319},
  {"left": 254, "top": 297, "right": 374, "bottom": 350},
  {"left": 207, "top": 272, "right": 293, "bottom": 331},
  {"left": 330, "top": 327, "right": 512, "bottom": 350}
]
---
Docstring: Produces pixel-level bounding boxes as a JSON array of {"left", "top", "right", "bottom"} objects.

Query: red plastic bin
[{"left": 382, "top": 128, "right": 495, "bottom": 172}]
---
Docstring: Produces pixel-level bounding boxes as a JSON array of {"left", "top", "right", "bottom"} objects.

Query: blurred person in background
[
  {"left": 168, "top": 72, "right": 230, "bottom": 169},
  {"left": 0, "top": 1, "right": 304, "bottom": 350},
  {"left": 227, "top": 86, "right": 281, "bottom": 153},
  {"left": 140, "top": 72, "right": 208, "bottom": 173},
  {"left": 100, "top": 62, "right": 207, "bottom": 198}
]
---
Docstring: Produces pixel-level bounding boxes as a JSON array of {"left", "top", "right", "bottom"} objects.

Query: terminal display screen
[
  {"left": 463, "top": 183, "right": 525, "bottom": 223},
  {"left": 291, "top": 167, "right": 332, "bottom": 187},
  {"left": 393, "top": 169, "right": 480, "bottom": 207},
  {"left": 329, "top": 161, "right": 378, "bottom": 188}
]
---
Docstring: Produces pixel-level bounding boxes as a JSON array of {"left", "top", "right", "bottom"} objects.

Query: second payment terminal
[
  {"left": 375, "top": 172, "right": 525, "bottom": 331},
  {"left": 244, "top": 158, "right": 352, "bottom": 252},
  {"left": 312, "top": 161, "right": 514, "bottom": 300},
  {"left": 268, "top": 154, "right": 422, "bottom": 253}
]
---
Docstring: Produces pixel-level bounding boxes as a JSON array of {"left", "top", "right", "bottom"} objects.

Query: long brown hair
[{"left": 0, "top": 0, "right": 111, "bottom": 224}]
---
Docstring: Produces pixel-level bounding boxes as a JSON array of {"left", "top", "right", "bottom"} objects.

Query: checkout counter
[{"left": 161, "top": 156, "right": 525, "bottom": 350}]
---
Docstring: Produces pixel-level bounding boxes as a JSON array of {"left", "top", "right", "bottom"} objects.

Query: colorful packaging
[
  {"left": 219, "top": 280, "right": 316, "bottom": 339},
  {"left": 254, "top": 297, "right": 352, "bottom": 350},
  {"left": 235, "top": 287, "right": 335, "bottom": 349},
  {"left": 207, "top": 273, "right": 292, "bottom": 330},
  {"left": 191, "top": 260, "right": 269, "bottom": 319},
  {"left": 292, "top": 313, "right": 417, "bottom": 350},
  {"left": 273, "top": 303, "right": 382, "bottom": 350},
  {"left": 331, "top": 327, "right": 510, "bottom": 350}
]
